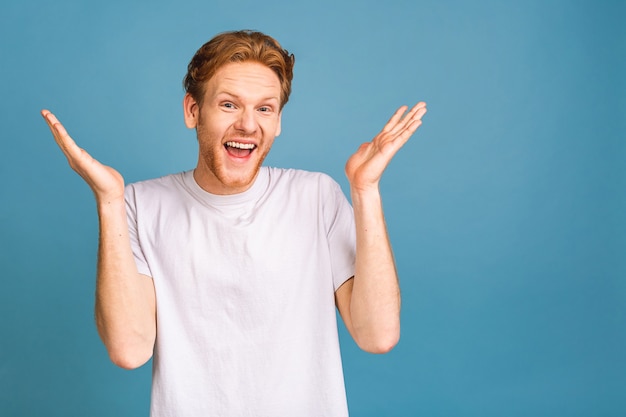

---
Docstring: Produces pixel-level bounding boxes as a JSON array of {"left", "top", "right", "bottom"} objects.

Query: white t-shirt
[{"left": 125, "top": 167, "right": 356, "bottom": 417}]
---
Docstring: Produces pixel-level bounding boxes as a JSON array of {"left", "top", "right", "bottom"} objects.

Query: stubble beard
[{"left": 198, "top": 140, "right": 270, "bottom": 193}]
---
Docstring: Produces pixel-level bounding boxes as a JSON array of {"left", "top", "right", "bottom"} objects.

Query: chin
[{"left": 217, "top": 169, "right": 259, "bottom": 192}]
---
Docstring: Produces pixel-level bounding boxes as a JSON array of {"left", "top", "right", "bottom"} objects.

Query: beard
[{"left": 196, "top": 137, "right": 272, "bottom": 194}]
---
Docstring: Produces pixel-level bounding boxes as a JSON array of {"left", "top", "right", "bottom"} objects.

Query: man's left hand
[{"left": 345, "top": 102, "right": 427, "bottom": 193}]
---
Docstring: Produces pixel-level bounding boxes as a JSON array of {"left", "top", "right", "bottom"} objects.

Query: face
[{"left": 184, "top": 61, "right": 282, "bottom": 195}]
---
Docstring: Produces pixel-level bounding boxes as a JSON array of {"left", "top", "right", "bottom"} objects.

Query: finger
[
  {"left": 402, "top": 105, "right": 427, "bottom": 134},
  {"left": 41, "top": 110, "right": 83, "bottom": 162},
  {"left": 387, "top": 102, "right": 427, "bottom": 137},
  {"left": 42, "top": 110, "right": 72, "bottom": 146},
  {"left": 381, "top": 105, "right": 409, "bottom": 133},
  {"left": 382, "top": 119, "right": 421, "bottom": 155},
  {"left": 381, "top": 112, "right": 426, "bottom": 157},
  {"left": 411, "top": 102, "right": 427, "bottom": 120},
  {"left": 41, "top": 109, "right": 64, "bottom": 131}
]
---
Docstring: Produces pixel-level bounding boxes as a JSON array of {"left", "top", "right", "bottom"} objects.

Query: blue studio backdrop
[{"left": 1, "top": 1, "right": 624, "bottom": 416}]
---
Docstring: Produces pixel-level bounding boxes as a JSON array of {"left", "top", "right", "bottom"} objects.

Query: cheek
[
  {"left": 197, "top": 117, "right": 230, "bottom": 143},
  {"left": 261, "top": 118, "right": 281, "bottom": 139}
]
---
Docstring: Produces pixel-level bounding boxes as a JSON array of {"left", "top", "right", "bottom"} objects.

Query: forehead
[{"left": 205, "top": 61, "right": 281, "bottom": 101}]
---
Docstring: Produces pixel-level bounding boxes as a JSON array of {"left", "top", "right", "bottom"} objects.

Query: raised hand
[
  {"left": 345, "top": 102, "right": 427, "bottom": 193},
  {"left": 42, "top": 110, "right": 125, "bottom": 205}
]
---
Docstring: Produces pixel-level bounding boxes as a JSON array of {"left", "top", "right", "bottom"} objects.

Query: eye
[
  {"left": 258, "top": 106, "right": 272, "bottom": 113},
  {"left": 222, "top": 102, "right": 236, "bottom": 109}
]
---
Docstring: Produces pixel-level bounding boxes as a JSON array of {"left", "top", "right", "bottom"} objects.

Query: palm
[
  {"left": 42, "top": 110, "right": 125, "bottom": 203},
  {"left": 345, "top": 103, "right": 427, "bottom": 192}
]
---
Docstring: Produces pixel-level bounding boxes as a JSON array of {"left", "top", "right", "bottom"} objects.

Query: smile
[
  {"left": 225, "top": 141, "right": 256, "bottom": 150},
  {"left": 225, "top": 141, "right": 257, "bottom": 158}
]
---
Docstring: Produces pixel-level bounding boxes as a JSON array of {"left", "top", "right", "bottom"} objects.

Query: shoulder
[
  {"left": 125, "top": 171, "right": 189, "bottom": 203},
  {"left": 264, "top": 167, "right": 350, "bottom": 211},
  {"left": 266, "top": 167, "right": 340, "bottom": 191}
]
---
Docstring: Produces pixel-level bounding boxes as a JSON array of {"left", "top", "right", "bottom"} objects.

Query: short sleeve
[
  {"left": 323, "top": 177, "right": 356, "bottom": 291},
  {"left": 125, "top": 184, "right": 153, "bottom": 278}
]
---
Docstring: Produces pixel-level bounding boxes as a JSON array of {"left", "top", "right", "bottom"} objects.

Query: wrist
[
  {"left": 96, "top": 195, "right": 126, "bottom": 213},
  {"left": 350, "top": 185, "right": 382, "bottom": 206}
]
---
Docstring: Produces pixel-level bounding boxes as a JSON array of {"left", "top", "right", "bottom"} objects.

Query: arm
[
  {"left": 335, "top": 102, "right": 427, "bottom": 354},
  {"left": 42, "top": 110, "right": 156, "bottom": 369}
]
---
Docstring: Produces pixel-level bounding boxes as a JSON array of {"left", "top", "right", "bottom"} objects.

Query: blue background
[{"left": 1, "top": 0, "right": 624, "bottom": 415}]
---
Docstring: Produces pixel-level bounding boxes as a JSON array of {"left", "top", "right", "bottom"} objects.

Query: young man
[{"left": 42, "top": 30, "right": 427, "bottom": 416}]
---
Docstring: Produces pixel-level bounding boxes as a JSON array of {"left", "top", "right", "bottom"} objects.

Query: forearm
[
  {"left": 95, "top": 198, "right": 156, "bottom": 369},
  {"left": 41, "top": 110, "right": 156, "bottom": 367},
  {"left": 349, "top": 187, "right": 401, "bottom": 352},
  {"left": 340, "top": 102, "right": 424, "bottom": 352}
]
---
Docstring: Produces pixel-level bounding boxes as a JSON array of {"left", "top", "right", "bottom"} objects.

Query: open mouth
[{"left": 225, "top": 141, "right": 257, "bottom": 158}]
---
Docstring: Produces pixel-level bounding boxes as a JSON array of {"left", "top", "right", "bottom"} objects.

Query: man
[{"left": 42, "top": 30, "right": 427, "bottom": 416}]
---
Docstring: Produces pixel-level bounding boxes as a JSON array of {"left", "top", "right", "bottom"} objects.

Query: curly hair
[{"left": 183, "top": 30, "right": 295, "bottom": 109}]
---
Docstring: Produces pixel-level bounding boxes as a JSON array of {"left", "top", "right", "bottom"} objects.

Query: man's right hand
[
  {"left": 42, "top": 110, "right": 125, "bottom": 205},
  {"left": 42, "top": 109, "right": 156, "bottom": 369}
]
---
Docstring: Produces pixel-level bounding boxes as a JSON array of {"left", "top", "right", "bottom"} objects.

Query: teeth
[{"left": 225, "top": 141, "right": 256, "bottom": 150}]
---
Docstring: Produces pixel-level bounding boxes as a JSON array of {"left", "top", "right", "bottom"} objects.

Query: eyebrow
[{"left": 216, "top": 91, "right": 280, "bottom": 103}]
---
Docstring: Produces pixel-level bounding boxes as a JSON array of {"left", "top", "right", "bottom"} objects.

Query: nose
[{"left": 234, "top": 107, "right": 257, "bottom": 134}]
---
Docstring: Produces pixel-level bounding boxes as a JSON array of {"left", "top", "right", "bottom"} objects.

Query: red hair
[{"left": 183, "top": 30, "right": 295, "bottom": 109}]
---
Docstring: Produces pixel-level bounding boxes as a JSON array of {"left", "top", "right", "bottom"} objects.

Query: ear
[
  {"left": 183, "top": 93, "right": 198, "bottom": 129},
  {"left": 274, "top": 111, "right": 282, "bottom": 137}
]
